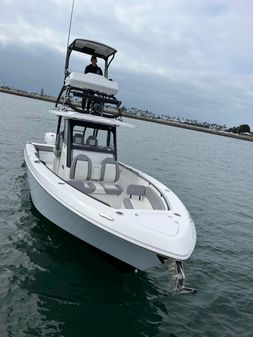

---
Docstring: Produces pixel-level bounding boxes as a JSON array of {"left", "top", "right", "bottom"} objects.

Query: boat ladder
[{"left": 168, "top": 260, "right": 197, "bottom": 294}]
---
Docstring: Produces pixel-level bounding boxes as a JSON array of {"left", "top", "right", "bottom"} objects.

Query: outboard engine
[{"left": 44, "top": 132, "right": 56, "bottom": 145}]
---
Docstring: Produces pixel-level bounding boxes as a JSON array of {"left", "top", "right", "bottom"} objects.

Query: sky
[{"left": 1, "top": 0, "right": 253, "bottom": 127}]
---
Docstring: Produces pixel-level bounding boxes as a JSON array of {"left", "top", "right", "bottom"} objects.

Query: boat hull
[{"left": 26, "top": 168, "right": 162, "bottom": 270}]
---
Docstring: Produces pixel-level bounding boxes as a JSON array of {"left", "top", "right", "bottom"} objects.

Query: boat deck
[{"left": 35, "top": 144, "right": 169, "bottom": 211}]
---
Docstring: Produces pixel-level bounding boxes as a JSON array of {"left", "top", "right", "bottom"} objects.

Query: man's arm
[{"left": 84, "top": 65, "right": 90, "bottom": 74}]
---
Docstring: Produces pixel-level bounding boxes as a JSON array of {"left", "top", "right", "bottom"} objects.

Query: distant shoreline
[
  {"left": 0, "top": 87, "right": 56, "bottom": 103},
  {"left": 1, "top": 87, "right": 252, "bottom": 142},
  {"left": 123, "top": 113, "right": 253, "bottom": 142}
]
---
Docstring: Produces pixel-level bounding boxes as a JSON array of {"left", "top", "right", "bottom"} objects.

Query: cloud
[
  {"left": 1, "top": 0, "right": 253, "bottom": 127},
  {"left": 0, "top": 42, "right": 64, "bottom": 94}
]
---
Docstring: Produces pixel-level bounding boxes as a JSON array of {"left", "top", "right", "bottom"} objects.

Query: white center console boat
[{"left": 24, "top": 39, "right": 197, "bottom": 294}]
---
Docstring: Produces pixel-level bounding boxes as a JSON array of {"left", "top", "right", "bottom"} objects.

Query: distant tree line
[{"left": 227, "top": 124, "right": 251, "bottom": 134}]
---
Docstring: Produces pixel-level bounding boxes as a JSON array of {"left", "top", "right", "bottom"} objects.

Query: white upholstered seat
[
  {"left": 70, "top": 154, "right": 92, "bottom": 180},
  {"left": 64, "top": 72, "right": 118, "bottom": 96},
  {"left": 69, "top": 155, "right": 122, "bottom": 196}
]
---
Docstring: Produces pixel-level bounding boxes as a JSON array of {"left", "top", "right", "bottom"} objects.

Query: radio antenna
[{"left": 66, "top": 0, "right": 76, "bottom": 50}]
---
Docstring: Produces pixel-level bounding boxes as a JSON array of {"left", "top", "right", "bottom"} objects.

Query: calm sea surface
[{"left": 0, "top": 92, "right": 253, "bottom": 337}]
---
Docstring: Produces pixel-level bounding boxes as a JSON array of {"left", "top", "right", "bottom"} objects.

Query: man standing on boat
[
  {"left": 82, "top": 55, "right": 103, "bottom": 111},
  {"left": 85, "top": 55, "right": 103, "bottom": 76}
]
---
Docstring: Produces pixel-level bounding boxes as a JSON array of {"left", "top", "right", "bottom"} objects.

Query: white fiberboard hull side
[{"left": 26, "top": 167, "right": 162, "bottom": 270}]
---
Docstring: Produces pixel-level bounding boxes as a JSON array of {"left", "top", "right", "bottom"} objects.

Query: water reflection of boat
[{"left": 24, "top": 39, "right": 196, "bottom": 293}]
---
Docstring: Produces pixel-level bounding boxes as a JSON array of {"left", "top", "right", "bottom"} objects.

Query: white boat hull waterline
[{"left": 24, "top": 39, "right": 197, "bottom": 293}]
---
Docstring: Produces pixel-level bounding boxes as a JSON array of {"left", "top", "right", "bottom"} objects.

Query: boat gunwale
[{"left": 25, "top": 142, "right": 196, "bottom": 260}]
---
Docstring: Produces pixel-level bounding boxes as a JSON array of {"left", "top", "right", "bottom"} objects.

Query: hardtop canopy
[
  {"left": 69, "top": 39, "right": 117, "bottom": 59},
  {"left": 65, "top": 38, "right": 117, "bottom": 78},
  {"left": 50, "top": 109, "right": 133, "bottom": 128}
]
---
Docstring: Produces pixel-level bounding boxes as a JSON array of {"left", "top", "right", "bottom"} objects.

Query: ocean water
[{"left": 0, "top": 92, "right": 253, "bottom": 337}]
